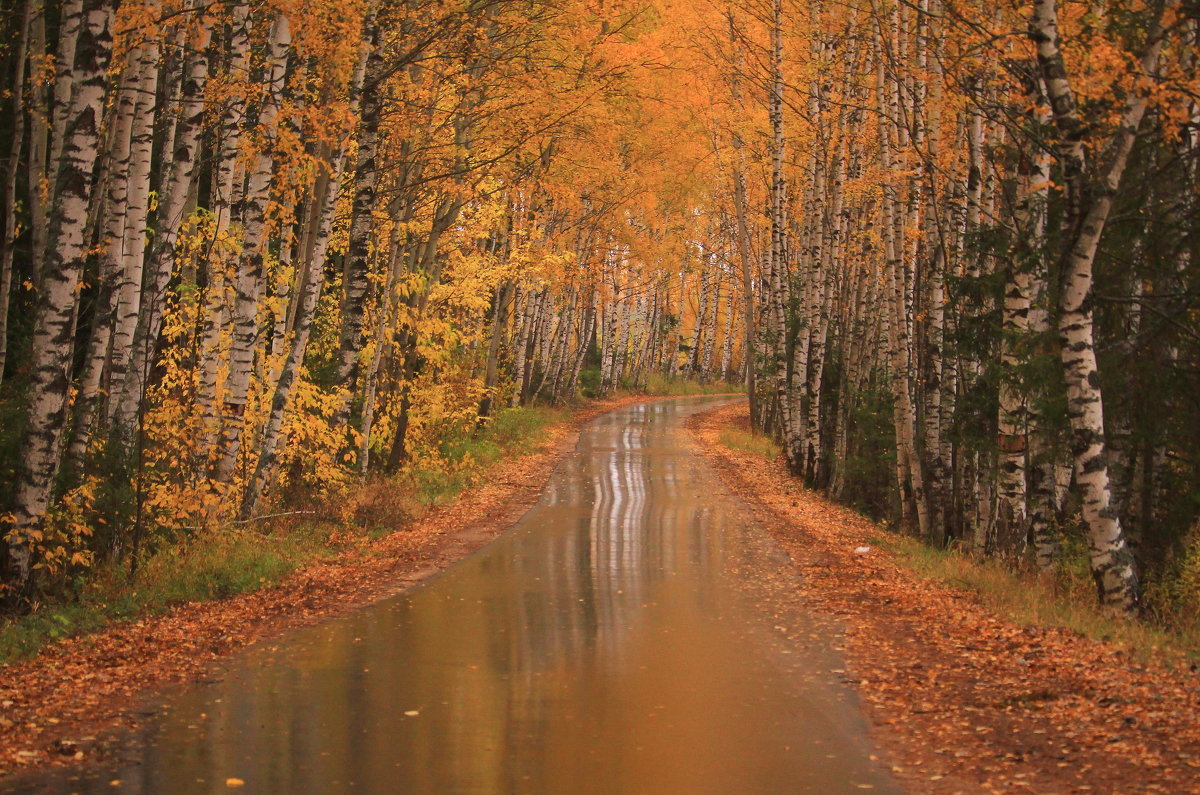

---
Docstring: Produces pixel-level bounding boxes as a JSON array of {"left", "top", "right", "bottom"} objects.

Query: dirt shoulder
[
  {"left": 689, "top": 402, "right": 1200, "bottom": 795},
  {"left": 0, "top": 394, "right": 665, "bottom": 777}
]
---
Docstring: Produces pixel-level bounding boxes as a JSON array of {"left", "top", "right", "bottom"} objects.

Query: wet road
[{"left": 21, "top": 397, "right": 897, "bottom": 794}]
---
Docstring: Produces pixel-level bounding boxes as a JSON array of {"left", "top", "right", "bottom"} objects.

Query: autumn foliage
[{"left": 0, "top": 0, "right": 1197, "bottom": 623}]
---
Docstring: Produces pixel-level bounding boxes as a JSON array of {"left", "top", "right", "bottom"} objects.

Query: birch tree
[
  {"left": 1029, "top": 0, "right": 1176, "bottom": 610},
  {"left": 6, "top": 0, "right": 115, "bottom": 597}
]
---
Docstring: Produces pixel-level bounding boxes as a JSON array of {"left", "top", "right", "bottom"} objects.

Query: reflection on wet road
[{"left": 26, "top": 397, "right": 897, "bottom": 793}]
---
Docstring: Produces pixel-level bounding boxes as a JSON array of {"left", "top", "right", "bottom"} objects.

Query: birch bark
[
  {"left": 332, "top": 15, "right": 384, "bottom": 421},
  {"left": 6, "top": 0, "right": 114, "bottom": 595},
  {"left": 107, "top": 19, "right": 161, "bottom": 427},
  {"left": 767, "top": 0, "right": 798, "bottom": 463},
  {"left": 1030, "top": 0, "right": 1173, "bottom": 610},
  {"left": 196, "top": 2, "right": 252, "bottom": 437},
  {"left": 212, "top": 12, "right": 292, "bottom": 485}
]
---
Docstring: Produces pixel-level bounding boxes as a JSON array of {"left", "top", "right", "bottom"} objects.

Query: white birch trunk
[
  {"left": 6, "top": 0, "right": 114, "bottom": 593},
  {"left": 212, "top": 13, "right": 291, "bottom": 485},
  {"left": 720, "top": 272, "right": 734, "bottom": 380},
  {"left": 47, "top": 0, "right": 83, "bottom": 191},
  {"left": 106, "top": 21, "right": 161, "bottom": 427},
  {"left": 112, "top": 15, "right": 215, "bottom": 430},
  {"left": 332, "top": 15, "right": 384, "bottom": 420},
  {"left": 768, "top": 0, "right": 799, "bottom": 464},
  {"left": 197, "top": 2, "right": 252, "bottom": 436},
  {"left": 1030, "top": 0, "right": 1173, "bottom": 610}
]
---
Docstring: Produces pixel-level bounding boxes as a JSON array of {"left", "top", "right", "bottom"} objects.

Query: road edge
[
  {"left": 0, "top": 394, "right": 669, "bottom": 776},
  {"left": 686, "top": 401, "right": 1200, "bottom": 794}
]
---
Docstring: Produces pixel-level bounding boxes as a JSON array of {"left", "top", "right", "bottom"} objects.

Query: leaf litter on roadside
[{"left": 690, "top": 403, "right": 1200, "bottom": 794}]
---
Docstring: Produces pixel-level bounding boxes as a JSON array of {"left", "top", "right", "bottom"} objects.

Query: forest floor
[
  {"left": 689, "top": 402, "right": 1200, "bottom": 794},
  {"left": 0, "top": 393, "right": 685, "bottom": 777}
]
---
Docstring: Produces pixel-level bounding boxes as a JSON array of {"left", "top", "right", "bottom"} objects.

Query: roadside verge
[
  {"left": 0, "top": 394, "right": 658, "bottom": 775},
  {"left": 688, "top": 402, "right": 1200, "bottom": 794}
]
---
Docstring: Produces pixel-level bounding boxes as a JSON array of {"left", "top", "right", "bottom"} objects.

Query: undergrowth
[
  {"left": 0, "top": 525, "right": 333, "bottom": 662},
  {"left": 869, "top": 532, "right": 1200, "bottom": 663},
  {"left": 415, "top": 405, "right": 566, "bottom": 505},
  {"left": 719, "top": 425, "right": 781, "bottom": 458},
  {"left": 623, "top": 373, "right": 740, "bottom": 396},
  {"left": 0, "top": 405, "right": 563, "bottom": 663},
  {"left": 577, "top": 363, "right": 737, "bottom": 399}
]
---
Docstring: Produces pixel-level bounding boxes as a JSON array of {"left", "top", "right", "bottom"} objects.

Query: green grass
[
  {"left": 618, "top": 372, "right": 742, "bottom": 397},
  {"left": 417, "top": 405, "right": 565, "bottom": 505},
  {"left": 137, "top": 524, "right": 333, "bottom": 604},
  {"left": 718, "top": 425, "right": 782, "bottom": 458},
  {"left": 0, "top": 405, "right": 566, "bottom": 663},
  {"left": 0, "top": 524, "right": 333, "bottom": 662},
  {"left": 577, "top": 363, "right": 740, "bottom": 399},
  {"left": 482, "top": 405, "right": 566, "bottom": 450},
  {"left": 869, "top": 531, "right": 1200, "bottom": 663}
]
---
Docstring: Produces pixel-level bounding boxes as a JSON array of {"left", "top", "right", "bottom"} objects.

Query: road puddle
[{"left": 20, "top": 397, "right": 897, "bottom": 793}]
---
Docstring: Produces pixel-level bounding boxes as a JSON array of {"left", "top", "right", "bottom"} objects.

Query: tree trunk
[
  {"left": 112, "top": 15, "right": 215, "bottom": 429},
  {"left": 767, "top": 0, "right": 797, "bottom": 463},
  {"left": 332, "top": 16, "right": 385, "bottom": 424},
  {"left": 196, "top": 2, "right": 252, "bottom": 440},
  {"left": 48, "top": 0, "right": 83, "bottom": 194},
  {"left": 5, "top": 0, "right": 114, "bottom": 597},
  {"left": 0, "top": 0, "right": 35, "bottom": 385},
  {"left": 212, "top": 12, "right": 292, "bottom": 486},
  {"left": 106, "top": 21, "right": 161, "bottom": 427},
  {"left": 479, "top": 279, "right": 514, "bottom": 419},
  {"left": 1030, "top": 0, "right": 1172, "bottom": 611},
  {"left": 726, "top": 8, "right": 758, "bottom": 423}
]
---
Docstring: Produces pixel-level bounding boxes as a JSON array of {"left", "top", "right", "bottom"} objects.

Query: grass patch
[
  {"left": 137, "top": 524, "right": 332, "bottom": 605},
  {"left": 0, "top": 405, "right": 566, "bottom": 663},
  {"left": 0, "top": 524, "right": 332, "bottom": 662},
  {"left": 867, "top": 530, "right": 1200, "bottom": 664},
  {"left": 485, "top": 405, "right": 566, "bottom": 448},
  {"left": 415, "top": 405, "right": 564, "bottom": 505},
  {"left": 719, "top": 425, "right": 782, "bottom": 458},
  {"left": 611, "top": 373, "right": 740, "bottom": 397}
]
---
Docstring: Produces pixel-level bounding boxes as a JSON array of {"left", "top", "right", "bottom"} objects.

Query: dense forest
[{"left": 0, "top": 0, "right": 1196, "bottom": 620}]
